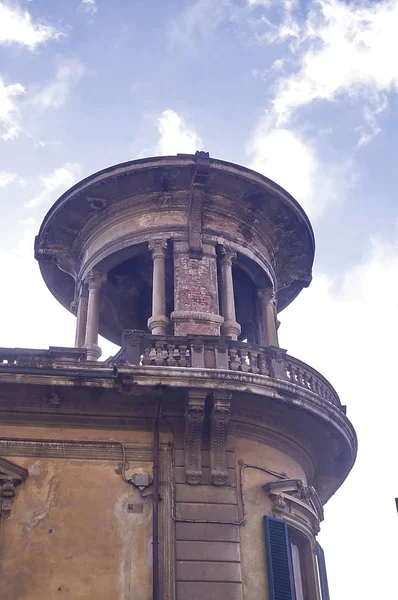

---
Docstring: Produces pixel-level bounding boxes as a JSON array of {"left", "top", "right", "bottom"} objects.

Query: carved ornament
[
  {"left": 210, "top": 391, "right": 231, "bottom": 485},
  {"left": 263, "top": 478, "right": 324, "bottom": 536},
  {"left": 0, "top": 457, "right": 28, "bottom": 520},
  {"left": 85, "top": 269, "right": 107, "bottom": 291},
  {"left": 184, "top": 390, "right": 206, "bottom": 484},
  {"left": 148, "top": 239, "right": 168, "bottom": 259}
]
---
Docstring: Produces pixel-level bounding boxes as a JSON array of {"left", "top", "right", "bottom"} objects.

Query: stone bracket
[
  {"left": 0, "top": 457, "right": 28, "bottom": 520},
  {"left": 210, "top": 391, "right": 231, "bottom": 486},
  {"left": 184, "top": 390, "right": 206, "bottom": 484}
]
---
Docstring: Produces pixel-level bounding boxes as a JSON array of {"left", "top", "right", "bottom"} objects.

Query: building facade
[{"left": 0, "top": 152, "right": 356, "bottom": 599}]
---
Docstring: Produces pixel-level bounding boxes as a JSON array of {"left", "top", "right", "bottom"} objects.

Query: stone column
[
  {"left": 74, "top": 283, "right": 88, "bottom": 348},
  {"left": 147, "top": 239, "right": 170, "bottom": 335},
  {"left": 258, "top": 287, "right": 279, "bottom": 347},
  {"left": 219, "top": 245, "right": 241, "bottom": 340},
  {"left": 84, "top": 270, "right": 106, "bottom": 361}
]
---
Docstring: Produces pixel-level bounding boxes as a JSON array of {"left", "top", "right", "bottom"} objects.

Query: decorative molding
[
  {"left": 210, "top": 391, "right": 231, "bottom": 485},
  {"left": 85, "top": 269, "right": 107, "bottom": 291},
  {"left": 219, "top": 245, "right": 237, "bottom": 267},
  {"left": 0, "top": 457, "right": 28, "bottom": 519},
  {"left": 148, "top": 239, "right": 168, "bottom": 258},
  {"left": 0, "top": 439, "right": 165, "bottom": 462},
  {"left": 263, "top": 478, "right": 324, "bottom": 536},
  {"left": 184, "top": 390, "right": 206, "bottom": 484}
]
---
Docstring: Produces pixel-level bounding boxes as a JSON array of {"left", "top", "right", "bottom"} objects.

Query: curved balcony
[
  {"left": 109, "top": 331, "right": 343, "bottom": 411},
  {"left": 0, "top": 334, "right": 342, "bottom": 411},
  {"left": 0, "top": 334, "right": 355, "bottom": 503}
]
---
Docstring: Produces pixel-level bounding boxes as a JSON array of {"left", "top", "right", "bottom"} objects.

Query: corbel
[
  {"left": 0, "top": 457, "right": 28, "bottom": 520},
  {"left": 210, "top": 390, "right": 232, "bottom": 485},
  {"left": 184, "top": 389, "right": 206, "bottom": 484}
]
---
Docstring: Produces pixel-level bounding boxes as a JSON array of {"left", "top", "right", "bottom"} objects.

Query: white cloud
[
  {"left": 25, "top": 163, "right": 81, "bottom": 209},
  {"left": 265, "top": 0, "right": 398, "bottom": 126},
  {"left": 279, "top": 236, "right": 398, "bottom": 599},
  {"left": 0, "top": 77, "right": 25, "bottom": 140},
  {"left": 356, "top": 94, "right": 388, "bottom": 149},
  {"left": 156, "top": 109, "right": 203, "bottom": 156},
  {"left": 247, "top": 121, "right": 352, "bottom": 219},
  {"left": 0, "top": 171, "right": 18, "bottom": 188},
  {"left": 168, "top": 0, "right": 232, "bottom": 45},
  {"left": 31, "top": 57, "right": 86, "bottom": 110},
  {"left": 80, "top": 0, "right": 97, "bottom": 15},
  {"left": 0, "top": 2, "right": 62, "bottom": 49}
]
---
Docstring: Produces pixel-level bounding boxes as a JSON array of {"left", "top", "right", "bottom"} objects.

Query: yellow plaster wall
[
  {"left": 0, "top": 456, "right": 153, "bottom": 600},
  {"left": 235, "top": 437, "right": 307, "bottom": 600}
]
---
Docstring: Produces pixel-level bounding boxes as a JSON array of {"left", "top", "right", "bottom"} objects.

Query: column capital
[
  {"left": 219, "top": 245, "right": 237, "bottom": 266},
  {"left": 148, "top": 239, "right": 168, "bottom": 259},
  {"left": 85, "top": 270, "right": 107, "bottom": 291},
  {"left": 258, "top": 287, "right": 277, "bottom": 305}
]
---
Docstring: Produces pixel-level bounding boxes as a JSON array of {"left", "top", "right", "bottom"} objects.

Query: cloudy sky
[{"left": 1, "top": 0, "right": 397, "bottom": 597}]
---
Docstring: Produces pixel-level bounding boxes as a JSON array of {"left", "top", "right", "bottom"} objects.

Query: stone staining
[{"left": 188, "top": 151, "right": 210, "bottom": 254}]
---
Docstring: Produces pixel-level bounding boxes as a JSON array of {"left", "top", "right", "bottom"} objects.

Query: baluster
[
  {"left": 229, "top": 347, "right": 241, "bottom": 371},
  {"left": 185, "top": 347, "right": 191, "bottom": 366},
  {"left": 179, "top": 345, "right": 188, "bottom": 367},
  {"left": 173, "top": 346, "right": 181, "bottom": 366},
  {"left": 149, "top": 346, "right": 157, "bottom": 365},
  {"left": 160, "top": 345, "right": 169, "bottom": 365},
  {"left": 250, "top": 350, "right": 260, "bottom": 375},
  {"left": 167, "top": 345, "right": 175, "bottom": 366},
  {"left": 259, "top": 353, "right": 270, "bottom": 376},
  {"left": 142, "top": 346, "right": 152, "bottom": 365},
  {"left": 302, "top": 370, "right": 310, "bottom": 390},
  {"left": 240, "top": 349, "right": 250, "bottom": 373}
]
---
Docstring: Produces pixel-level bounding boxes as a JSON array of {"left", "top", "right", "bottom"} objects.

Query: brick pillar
[{"left": 171, "top": 241, "right": 224, "bottom": 336}]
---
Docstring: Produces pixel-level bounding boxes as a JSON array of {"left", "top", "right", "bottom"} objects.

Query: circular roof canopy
[{"left": 35, "top": 153, "right": 315, "bottom": 341}]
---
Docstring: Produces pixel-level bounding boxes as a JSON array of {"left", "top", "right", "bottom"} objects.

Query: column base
[
  {"left": 147, "top": 314, "right": 170, "bottom": 335},
  {"left": 171, "top": 311, "right": 224, "bottom": 336},
  {"left": 221, "top": 320, "right": 241, "bottom": 341},
  {"left": 84, "top": 343, "right": 102, "bottom": 361}
]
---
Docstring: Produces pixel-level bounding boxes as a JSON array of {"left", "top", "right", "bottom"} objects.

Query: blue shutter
[
  {"left": 263, "top": 516, "right": 294, "bottom": 600},
  {"left": 316, "top": 542, "right": 330, "bottom": 600}
]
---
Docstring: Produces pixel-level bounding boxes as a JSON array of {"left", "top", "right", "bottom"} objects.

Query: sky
[{"left": 0, "top": 0, "right": 397, "bottom": 597}]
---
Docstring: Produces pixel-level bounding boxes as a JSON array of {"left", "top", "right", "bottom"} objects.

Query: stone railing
[
  {"left": 0, "top": 347, "right": 87, "bottom": 367},
  {"left": 117, "top": 331, "right": 342, "bottom": 409},
  {"left": 284, "top": 354, "right": 341, "bottom": 408},
  {"left": 0, "top": 334, "right": 342, "bottom": 410}
]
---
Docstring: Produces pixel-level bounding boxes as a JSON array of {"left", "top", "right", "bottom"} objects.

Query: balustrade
[{"left": 0, "top": 335, "right": 342, "bottom": 410}]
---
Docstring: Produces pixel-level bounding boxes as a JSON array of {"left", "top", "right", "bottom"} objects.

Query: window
[
  {"left": 264, "top": 516, "right": 329, "bottom": 600},
  {"left": 315, "top": 543, "right": 330, "bottom": 600}
]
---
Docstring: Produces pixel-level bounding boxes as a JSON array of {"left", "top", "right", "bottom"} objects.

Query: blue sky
[{"left": 1, "top": 1, "right": 397, "bottom": 597}]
